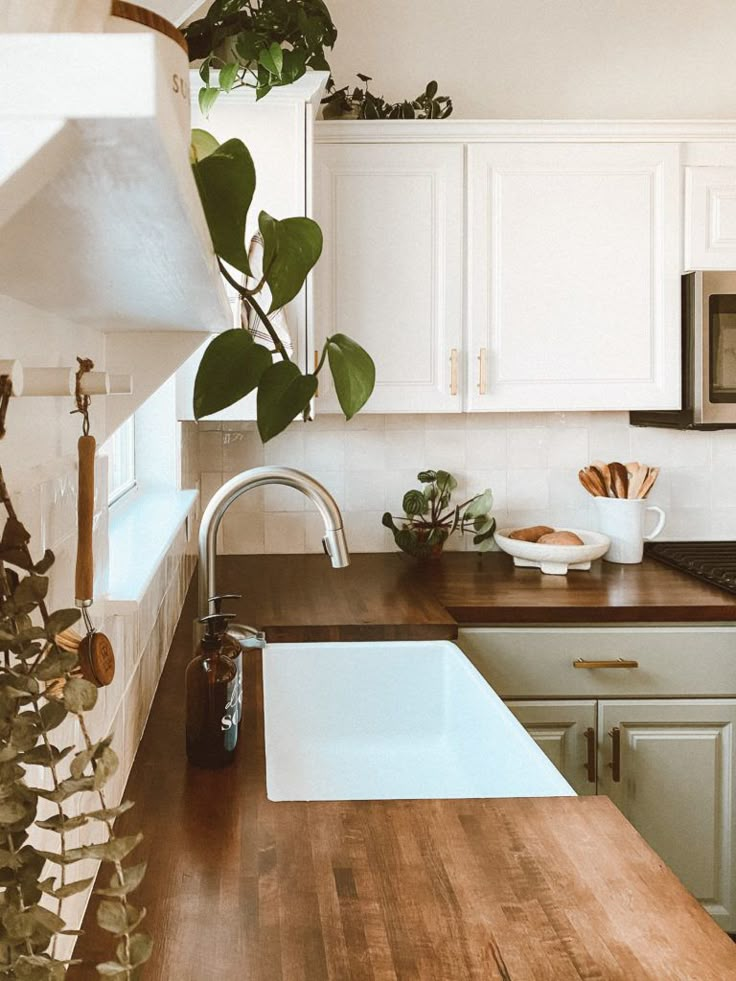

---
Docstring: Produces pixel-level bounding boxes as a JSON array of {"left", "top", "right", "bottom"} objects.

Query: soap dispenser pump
[{"left": 185, "top": 613, "right": 239, "bottom": 769}]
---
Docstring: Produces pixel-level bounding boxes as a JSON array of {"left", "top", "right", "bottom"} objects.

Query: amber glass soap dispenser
[{"left": 186, "top": 613, "right": 240, "bottom": 768}]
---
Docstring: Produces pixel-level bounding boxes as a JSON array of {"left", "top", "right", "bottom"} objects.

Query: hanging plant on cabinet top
[
  {"left": 184, "top": 0, "right": 337, "bottom": 112},
  {"left": 190, "top": 130, "right": 375, "bottom": 441}
]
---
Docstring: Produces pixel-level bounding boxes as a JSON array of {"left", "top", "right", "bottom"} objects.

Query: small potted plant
[{"left": 382, "top": 470, "right": 495, "bottom": 559}]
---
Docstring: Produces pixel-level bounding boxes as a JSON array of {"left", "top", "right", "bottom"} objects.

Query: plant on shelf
[
  {"left": 0, "top": 469, "right": 151, "bottom": 979},
  {"left": 184, "top": 0, "right": 337, "bottom": 112},
  {"left": 382, "top": 470, "right": 495, "bottom": 559},
  {"left": 321, "top": 75, "right": 453, "bottom": 120},
  {"left": 190, "top": 129, "right": 375, "bottom": 441}
]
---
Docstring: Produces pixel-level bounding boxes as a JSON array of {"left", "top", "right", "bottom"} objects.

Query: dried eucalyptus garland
[{"left": 0, "top": 468, "right": 150, "bottom": 979}]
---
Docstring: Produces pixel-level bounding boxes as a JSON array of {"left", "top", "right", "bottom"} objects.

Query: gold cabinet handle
[
  {"left": 583, "top": 726, "right": 596, "bottom": 784},
  {"left": 608, "top": 727, "right": 621, "bottom": 782},
  {"left": 477, "top": 347, "right": 487, "bottom": 395},
  {"left": 573, "top": 658, "right": 639, "bottom": 669},
  {"left": 449, "top": 348, "right": 458, "bottom": 396}
]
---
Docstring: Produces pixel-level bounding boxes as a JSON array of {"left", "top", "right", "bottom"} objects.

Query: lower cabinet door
[
  {"left": 505, "top": 700, "right": 597, "bottom": 796},
  {"left": 598, "top": 698, "right": 736, "bottom": 931}
]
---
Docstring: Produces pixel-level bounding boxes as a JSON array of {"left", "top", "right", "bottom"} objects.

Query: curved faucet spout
[{"left": 198, "top": 466, "right": 350, "bottom": 618}]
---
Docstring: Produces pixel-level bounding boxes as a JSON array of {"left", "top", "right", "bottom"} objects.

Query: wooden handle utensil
[
  {"left": 75, "top": 434, "right": 95, "bottom": 606},
  {"left": 73, "top": 432, "right": 116, "bottom": 687}
]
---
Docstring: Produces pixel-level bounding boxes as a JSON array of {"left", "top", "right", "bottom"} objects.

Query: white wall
[
  {"left": 188, "top": 0, "right": 736, "bottom": 118},
  {"left": 326, "top": 0, "right": 736, "bottom": 118}
]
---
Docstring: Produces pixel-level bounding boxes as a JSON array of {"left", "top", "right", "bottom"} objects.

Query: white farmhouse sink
[{"left": 262, "top": 640, "right": 574, "bottom": 802}]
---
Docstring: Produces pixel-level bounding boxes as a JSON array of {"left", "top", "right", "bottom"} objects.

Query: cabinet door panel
[
  {"left": 686, "top": 166, "right": 736, "bottom": 270},
  {"left": 506, "top": 700, "right": 596, "bottom": 796},
  {"left": 313, "top": 143, "right": 464, "bottom": 413},
  {"left": 599, "top": 699, "right": 736, "bottom": 931},
  {"left": 467, "top": 143, "right": 680, "bottom": 411}
]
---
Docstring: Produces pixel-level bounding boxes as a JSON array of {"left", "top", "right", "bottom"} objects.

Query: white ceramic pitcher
[{"left": 593, "top": 497, "right": 666, "bottom": 564}]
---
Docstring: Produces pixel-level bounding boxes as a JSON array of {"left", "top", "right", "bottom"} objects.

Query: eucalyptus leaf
[
  {"left": 191, "top": 137, "right": 255, "bottom": 275},
  {"left": 193, "top": 330, "right": 271, "bottom": 420},
  {"left": 96, "top": 900, "right": 128, "bottom": 936},
  {"left": 258, "top": 212, "right": 323, "bottom": 312},
  {"left": 45, "top": 609, "right": 81, "bottom": 638},
  {"left": 256, "top": 361, "right": 317, "bottom": 443},
  {"left": 126, "top": 931, "right": 153, "bottom": 967},
  {"left": 325, "top": 334, "right": 375, "bottom": 419},
  {"left": 96, "top": 861, "right": 147, "bottom": 899},
  {"left": 62, "top": 678, "right": 97, "bottom": 713}
]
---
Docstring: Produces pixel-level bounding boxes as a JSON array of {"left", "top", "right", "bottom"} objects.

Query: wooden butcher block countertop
[
  {"left": 70, "top": 575, "right": 736, "bottom": 980},
  {"left": 219, "top": 552, "right": 736, "bottom": 640}
]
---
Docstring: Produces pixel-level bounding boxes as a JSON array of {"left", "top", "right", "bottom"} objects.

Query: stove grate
[{"left": 646, "top": 541, "right": 736, "bottom": 595}]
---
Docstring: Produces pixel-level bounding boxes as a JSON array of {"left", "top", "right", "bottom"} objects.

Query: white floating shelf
[{"left": 0, "top": 32, "right": 231, "bottom": 334}]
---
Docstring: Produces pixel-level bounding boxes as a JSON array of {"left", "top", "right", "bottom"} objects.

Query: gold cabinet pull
[
  {"left": 583, "top": 726, "right": 596, "bottom": 784},
  {"left": 608, "top": 727, "right": 621, "bottom": 782},
  {"left": 449, "top": 348, "right": 458, "bottom": 396},
  {"left": 573, "top": 658, "right": 639, "bottom": 669},
  {"left": 477, "top": 347, "right": 487, "bottom": 395}
]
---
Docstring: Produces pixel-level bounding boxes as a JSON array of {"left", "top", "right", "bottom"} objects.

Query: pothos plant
[
  {"left": 321, "top": 75, "right": 453, "bottom": 120},
  {"left": 190, "top": 129, "right": 375, "bottom": 439},
  {"left": 184, "top": 0, "right": 337, "bottom": 112},
  {"left": 0, "top": 470, "right": 150, "bottom": 980},
  {"left": 382, "top": 470, "right": 495, "bottom": 559}
]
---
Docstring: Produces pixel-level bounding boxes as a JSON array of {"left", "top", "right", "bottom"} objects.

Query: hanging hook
[
  {"left": 71, "top": 356, "right": 94, "bottom": 436},
  {"left": 0, "top": 375, "right": 12, "bottom": 440}
]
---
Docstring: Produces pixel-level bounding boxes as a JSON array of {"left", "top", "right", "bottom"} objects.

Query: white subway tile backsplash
[
  {"left": 265, "top": 512, "right": 306, "bottom": 552},
  {"left": 345, "top": 429, "right": 387, "bottom": 471},
  {"left": 425, "top": 429, "right": 467, "bottom": 470},
  {"left": 263, "top": 428, "right": 305, "bottom": 468},
  {"left": 303, "top": 429, "right": 346, "bottom": 470},
  {"left": 198, "top": 429, "right": 224, "bottom": 470},
  {"left": 547, "top": 428, "right": 589, "bottom": 468},
  {"left": 345, "top": 470, "right": 389, "bottom": 511},
  {"left": 194, "top": 412, "right": 736, "bottom": 553},
  {"left": 507, "top": 468, "right": 550, "bottom": 509},
  {"left": 508, "top": 429, "right": 549, "bottom": 470},
  {"left": 711, "top": 467, "right": 736, "bottom": 509},
  {"left": 385, "top": 429, "right": 427, "bottom": 471}
]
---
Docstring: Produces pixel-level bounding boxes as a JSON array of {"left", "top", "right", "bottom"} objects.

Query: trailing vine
[{"left": 0, "top": 467, "right": 151, "bottom": 979}]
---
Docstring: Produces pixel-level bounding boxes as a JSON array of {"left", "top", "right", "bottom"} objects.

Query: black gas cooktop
[{"left": 646, "top": 541, "right": 736, "bottom": 595}]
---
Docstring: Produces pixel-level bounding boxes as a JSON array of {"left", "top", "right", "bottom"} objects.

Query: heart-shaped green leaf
[
  {"left": 259, "top": 212, "right": 322, "bottom": 312},
  {"left": 194, "top": 330, "right": 272, "bottom": 419},
  {"left": 190, "top": 128, "right": 220, "bottom": 163},
  {"left": 191, "top": 138, "right": 255, "bottom": 275},
  {"left": 198, "top": 85, "right": 220, "bottom": 116},
  {"left": 326, "top": 334, "right": 376, "bottom": 419},
  {"left": 257, "top": 361, "right": 317, "bottom": 442}
]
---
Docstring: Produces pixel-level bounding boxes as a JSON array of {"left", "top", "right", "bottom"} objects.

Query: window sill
[{"left": 104, "top": 489, "right": 198, "bottom": 612}]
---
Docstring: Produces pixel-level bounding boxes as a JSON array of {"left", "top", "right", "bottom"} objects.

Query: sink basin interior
[{"left": 263, "top": 640, "right": 574, "bottom": 801}]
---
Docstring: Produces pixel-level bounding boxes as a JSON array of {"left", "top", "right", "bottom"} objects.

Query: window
[{"left": 101, "top": 417, "right": 136, "bottom": 506}]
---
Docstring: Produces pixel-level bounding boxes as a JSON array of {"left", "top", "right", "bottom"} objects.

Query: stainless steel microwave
[{"left": 631, "top": 271, "right": 736, "bottom": 429}]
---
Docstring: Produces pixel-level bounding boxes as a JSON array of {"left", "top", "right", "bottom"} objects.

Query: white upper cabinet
[
  {"left": 686, "top": 166, "right": 736, "bottom": 270},
  {"left": 467, "top": 142, "right": 682, "bottom": 411},
  {"left": 312, "top": 142, "right": 465, "bottom": 413}
]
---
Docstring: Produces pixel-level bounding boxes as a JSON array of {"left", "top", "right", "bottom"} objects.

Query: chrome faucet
[{"left": 197, "top": 466, "right": 350, "bottom": 623}]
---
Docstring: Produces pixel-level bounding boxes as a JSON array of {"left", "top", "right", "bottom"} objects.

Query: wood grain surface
[
  {"left": 74, "top": 434, "right": 96, "bottom": 604},
  {"left": 70, "top": 579, "right": 736, "bottom": 980},
  {"left": 215, "top": 553, "right": 736, "bottom": 639}
]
